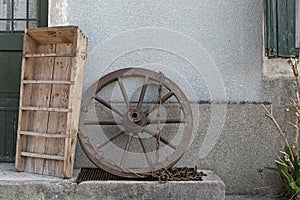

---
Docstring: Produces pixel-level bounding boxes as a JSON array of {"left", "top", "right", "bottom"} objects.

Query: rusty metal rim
[{"left": 78, "top": 68, "right": 193, "bottom": 178}]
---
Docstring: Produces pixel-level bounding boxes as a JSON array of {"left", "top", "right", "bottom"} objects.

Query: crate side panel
[
  {"left": 64, "top": 30, "right": 88, "bottom": 178},
  {"left": 15, "top": 65, "right": 34, "bottom": 170},
  {"left": 72, "top": 30, "right": 88, "bottom": 129},
  {"left": 15, "top": 33, "right": 37, "bottom": 171}
]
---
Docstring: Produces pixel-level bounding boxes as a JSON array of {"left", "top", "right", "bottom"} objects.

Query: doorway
[{"left": 0, "top": 0, "right": 48, "bottom": 162}]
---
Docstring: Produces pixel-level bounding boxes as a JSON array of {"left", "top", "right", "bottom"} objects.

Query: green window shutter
[
  {"left": 39, "top": 0, "right": 48, "bottom": 27},
  {"left": 265, "top": 0, "right": 299, "bottom": 58},
  {"left": 296, "top": 0, "right": 300, "bottom": 47}
]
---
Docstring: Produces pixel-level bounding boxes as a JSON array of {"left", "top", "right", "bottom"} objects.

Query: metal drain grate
[
  {"left": 76, "top": 167, "right": 205, "bottom": 184},
  {"left": 76, "top": 168, "right": 155, "bottom": 184}
]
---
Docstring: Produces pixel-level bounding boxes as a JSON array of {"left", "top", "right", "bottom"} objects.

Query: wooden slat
[
  {"left": 20, "top": 106, "right": 72, "bottom": 112},
  {"left": 21, "top": 152, "right": 65, "bottom": 161},
  {"left": 24, "top": 53, "right": 75, "bottom": 58},
  {"left": 22, "top": 80, "right": 74, "bottom": 85},
  {"left": 19, "top": 131, "right": 70, "bottom": 138}
]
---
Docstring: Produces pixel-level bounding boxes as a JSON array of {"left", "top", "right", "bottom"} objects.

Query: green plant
[{"left": 262, "top": 58, "right": 300, "bottom": 199}]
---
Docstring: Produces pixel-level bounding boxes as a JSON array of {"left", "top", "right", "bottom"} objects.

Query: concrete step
[
  {"left": 0, "top": 163, "right": 225, "bottom": 200},
  {"left": 226, "top": 195, "right": 285, "bottom": 200}
]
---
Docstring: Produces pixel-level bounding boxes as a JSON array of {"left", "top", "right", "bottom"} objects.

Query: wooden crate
[{"left": 15, "top": 26, "right": 88, "bottom": 178}]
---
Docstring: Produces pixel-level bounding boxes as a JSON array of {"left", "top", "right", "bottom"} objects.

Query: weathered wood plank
[
  {"left": 15, "top": 32, "right": 37, "bottom": 171},
  {"left": 19, "top": 131, "right": 70, "bottom": 138},
  {"left": 63, "top": 28, "right": 88, "bottom": 178},
  {"left": 24, "top": 53, "right": 75, "bottom": 58},
  {"left": 21, "top": 152, "right": 64, "bottom": 161},
  {"left": 20, "top": 106, "right": 71, "bottom": 112},
  {"left": 44, "top": 43, "right": 72, "bottom": 176},
  {"left": 27, "top": 26, "right": 77, "bottom": 45},
  {"left": 22, "top": 80, "right": 74, "bottom": 85},
  {"left": 24, "top": 44, "right": 55, "bottom": 174}
]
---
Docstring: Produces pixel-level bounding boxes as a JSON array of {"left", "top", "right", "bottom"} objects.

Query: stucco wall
[
  {"left": 69, "top": 0, "right": 265, "bottom": 103},
  {"left": 49, "top": 0, "right": 69, "bottom": 26},
  {"left": 66, "top": 0, "right": 294, "bottom": 195}
]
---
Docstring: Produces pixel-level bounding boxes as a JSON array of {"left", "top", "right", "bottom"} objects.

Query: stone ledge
[
  {"left": 0, "top": 164, "right": 224, "bottom": 200},
  {"left": 76, "top": 170, "right": 225, "bottom": 200}
]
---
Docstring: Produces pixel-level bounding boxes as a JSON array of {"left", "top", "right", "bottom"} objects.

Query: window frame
[
  {"left": 0, "top": 0, "right": 48, "bottom": 33},
  {"left": 0, "top": 0, "right": 48, "bottom": 50}
]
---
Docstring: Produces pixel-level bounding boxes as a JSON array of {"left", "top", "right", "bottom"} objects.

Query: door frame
[{"left": 0, "top": 0, "right": 48, "bottom": 162}]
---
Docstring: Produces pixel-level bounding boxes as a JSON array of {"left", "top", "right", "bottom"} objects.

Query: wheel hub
[{"left": 123, "top": 109, "right": 147, "bottom": 133}]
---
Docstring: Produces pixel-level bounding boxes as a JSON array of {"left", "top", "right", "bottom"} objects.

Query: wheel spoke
[
  {"left": 145, "top": 91, "right": 174, "bottom": 117},
  {"left": 137, "top": 132, "right": 153, "bottom": 168},
  {"left": 118, "top": 77, "right": 131, "bottom": 110},
  {"left": 160, "top": 91, "right": 174, "bottom": 103},
  {"left": 147, "top": 119, "right": 185, "bottom": 124},
  {"left": 96, "top": 130, "right": 124, "bottom": 150},
  {"left": 94, "top": 96, "right": 123, "bottom": 117},
  {"left": 84, "top": 120, "right": 120, "bottom": 125},
  {"left": 120, "top": 135, "right": 133, "bottom": 166},
  {"left": 143, "top": 127, "right": 176, "bottom": 150},
  {"left": 137, "top": 75, "right": 149, "bottom": 109}
]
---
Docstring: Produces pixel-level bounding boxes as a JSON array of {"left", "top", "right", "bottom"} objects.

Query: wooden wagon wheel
[{"left": 78, "top": 68, "right": 193, "bottom": 178}]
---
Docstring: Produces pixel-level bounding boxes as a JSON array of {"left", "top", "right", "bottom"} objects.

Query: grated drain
[
  {"left": 76, "top": 167, "right": 205, "bottom": 184},
  {"left": 76, "top": 168, "right": 155, "bottom": 184}
]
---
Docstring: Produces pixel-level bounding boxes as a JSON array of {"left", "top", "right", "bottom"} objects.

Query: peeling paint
[{"left": 49, "top": 0, "right": 70, "bottom": 26}]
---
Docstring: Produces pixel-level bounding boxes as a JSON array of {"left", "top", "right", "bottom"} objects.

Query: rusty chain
[
  {"left": 155, "top": 71, "right": 163, "bottom": 164},
  {"left": 152, "top": 166, "right": 207, "bottom": 183},
  {"left": 151, "top": 72, "right": 207, "bottom": 183}
]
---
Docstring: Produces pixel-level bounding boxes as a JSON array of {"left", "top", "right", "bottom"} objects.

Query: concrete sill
[{"left": 0, "top": 163, "right": 225, "bottom": 200}]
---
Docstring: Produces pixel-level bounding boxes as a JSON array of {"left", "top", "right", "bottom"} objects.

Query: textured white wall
[{"left": 69, "top": 0, "right": 264, "bottom": 103}]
